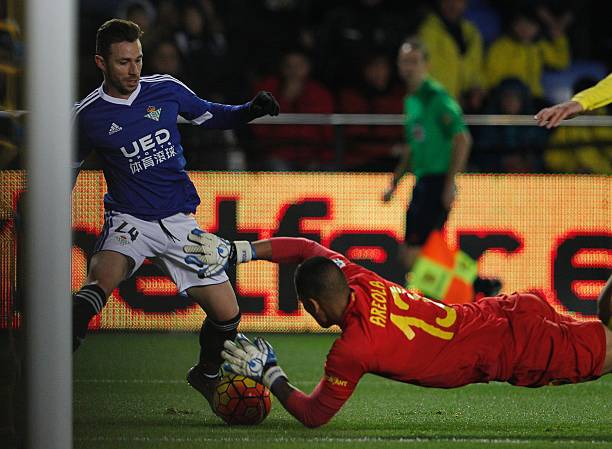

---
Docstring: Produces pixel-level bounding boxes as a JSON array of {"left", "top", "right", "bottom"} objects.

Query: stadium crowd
[{"left": 1, "top": 0, "right": 611, "bottom": 173}]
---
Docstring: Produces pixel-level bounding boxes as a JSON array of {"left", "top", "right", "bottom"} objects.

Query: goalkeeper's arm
[
  {"left": 269, "top": 376, "right": 349, "bottom": 428},
  {"left": 222, "top": 335, "right": 350, "bottom": 428},
  {"left": 184, "top": 233, "right": 345, "bottom": 277}
]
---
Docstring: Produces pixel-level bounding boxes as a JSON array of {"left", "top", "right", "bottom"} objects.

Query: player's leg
[
  {"left": 402, "top": 175, "right": 448, "bottom": 274},
  {"left": 74, "top": 211, "right": 152, "bottom": 351},
  {"left": 188, "top": 281, "right": 241, "bottom": 376},
  {"left": 184, "top": 282, "right": 240, "bottom": 409},
  {"left": 188, "top": 282, "right": 240, "bottom": 374},
  {"left": 497, "top": 293, "right": 608, "bottom": 385},
  {"left": 597, "top": 274, "right": 612, "bottom": 329},
  {"left": 399, "top": 243, "right": 421, "bottom": 273},
  {"left": 158, "top": 213, "right": 241, "bottom": 410},
  {"left": 601, "top": 325, "right": 612, "bottom": 375},
  {"left": 73, "top": 250, "right": 133, "bottom": 350}
]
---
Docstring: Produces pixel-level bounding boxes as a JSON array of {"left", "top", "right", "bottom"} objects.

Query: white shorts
[{"left": 94, "top": 211, "right": 228, "bottom": 293}]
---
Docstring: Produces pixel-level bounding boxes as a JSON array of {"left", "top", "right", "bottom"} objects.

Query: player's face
[
  {"left": 397, "top": 45, "right": 427, "bottom": 87},
  {"left": 97, "top": 40, "right": 143, "bottom": 98}
]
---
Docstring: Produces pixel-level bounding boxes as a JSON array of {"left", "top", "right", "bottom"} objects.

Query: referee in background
[{"left": 383, "top": 38, "right": 499, "bottom": 297}]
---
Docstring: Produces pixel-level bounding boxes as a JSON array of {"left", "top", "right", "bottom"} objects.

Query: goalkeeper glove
[
  {"left": 222, "top": 333, "right": 287, "bottom": 389},
  {"left": 247, "top": 91, "right": 280, "bottom": 120},
  {"left": 183, "top": 229, "right": 255, "bottom": 278}
]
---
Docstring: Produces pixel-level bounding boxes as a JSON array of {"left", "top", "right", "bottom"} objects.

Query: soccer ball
[{"left": 213, "top": 373, "right": 272, "bottom": 425}]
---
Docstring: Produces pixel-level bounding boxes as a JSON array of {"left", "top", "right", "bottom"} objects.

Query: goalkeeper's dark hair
[
  {"left": 96, "top": 18, "right": 142, "bottom": 60},
  {"left": 294, "top": 257, "right": 349, "bottom": 303}
]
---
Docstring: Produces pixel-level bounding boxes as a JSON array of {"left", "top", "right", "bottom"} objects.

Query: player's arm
[
  {"left": 195, "top": 92, "right": 279, "bottom": 128},
  {"left": 535, "top": 74, "right": 612, "bottom": 128},
  {"left": 172, "top": 76, "right": 279, "bottom": 128},
  {"left": 182, "top": 232, "right": 345, "bottom": 278},
  {"left": 383, "top": 143, "right": 411, "bottom": 202},
  {"left": 72, "top": 113, "right": 93, "bottom": 188},
  {"left": 439, "top": 96, "right": 471, "bottom": 209},
  {"left": 222, "top": 334, "right": 357, "bottom": 428},
  {"left": 443, "top": 130, "right": 471, "bottom": 209}
]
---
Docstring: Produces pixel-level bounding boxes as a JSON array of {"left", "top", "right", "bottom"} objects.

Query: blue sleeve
[
  {"left": 73, "top": 112, "right": 93, "bottom": 187},
  {"left": 170, "top": 77, "right": 251, "bottom": 129}
]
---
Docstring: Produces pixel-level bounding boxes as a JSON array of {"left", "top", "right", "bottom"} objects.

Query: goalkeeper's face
[{"left": 300, "top": 297, "right": 335, "bottom": 329}]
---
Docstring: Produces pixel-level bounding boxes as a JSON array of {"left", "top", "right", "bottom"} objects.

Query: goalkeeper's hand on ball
[
  {"left": 183, "top": 229, "right": 255, "bottom": 278},
  {"left": 222, "top": 333, "right": 287, "bottom": 388}
]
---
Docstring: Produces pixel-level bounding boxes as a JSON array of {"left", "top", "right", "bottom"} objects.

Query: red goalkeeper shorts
[{"left": 471, "top": 293, "right": 606, "bottom": 387}]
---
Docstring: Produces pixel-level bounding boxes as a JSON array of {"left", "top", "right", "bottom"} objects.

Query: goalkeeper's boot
[{"left": 186, "top": 365, "right": 221, "bottom": 414}]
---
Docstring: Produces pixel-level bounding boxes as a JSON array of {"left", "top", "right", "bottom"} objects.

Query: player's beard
[
  {"left": 119, "top": 76, "right": 140, "bottom": 95},
  {"left": 107, "top": 72, "right": 139, "bottom": 96}
]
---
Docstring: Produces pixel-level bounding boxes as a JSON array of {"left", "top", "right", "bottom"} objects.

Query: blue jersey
[{"left": 74, "top": 74, "right": 250, "bottom": 220}]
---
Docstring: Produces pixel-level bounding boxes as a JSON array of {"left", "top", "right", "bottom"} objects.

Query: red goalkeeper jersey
[{"left": 270, "top": 238, "right": 605, "bottom": 427}]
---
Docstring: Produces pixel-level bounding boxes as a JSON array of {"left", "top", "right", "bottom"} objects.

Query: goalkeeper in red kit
[{"left": 183, "top": 232, "right": 612, "bottom": 428}]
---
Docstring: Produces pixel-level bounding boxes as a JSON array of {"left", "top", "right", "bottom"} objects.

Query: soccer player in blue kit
[{"left": 72, "top": 19, "right": 279, "bottom": 410}]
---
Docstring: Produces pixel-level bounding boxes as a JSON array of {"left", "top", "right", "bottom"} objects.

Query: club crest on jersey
[{"left": 144, "top": 105, "right": 162, "bottom": 121}]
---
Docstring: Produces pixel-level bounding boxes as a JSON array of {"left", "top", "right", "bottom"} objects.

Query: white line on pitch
[{"left": 75, "top": 435, "right": 611, "bottom": 445}]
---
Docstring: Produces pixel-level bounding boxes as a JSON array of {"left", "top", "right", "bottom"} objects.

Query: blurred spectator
[
  {"left": 336, "top": 52, "right": 405, "bottom": 171},
  {"left": 147, "top": 0, "right": 181, "bottom": 42},
  {"left": 0, "top": 18, "right": 22, "bottom": 111},
  {"left": 116, "top": 0, "right": 156, "bottom": 50},
  {"left": 219, "top": 0, "right": 316, "bottom": 82},
  {"left": 544, "top": 77, "right": 612, "bottom": 174},
  {"left": 172, "top": 1, "right": 243, "bottom": 101},
  {"left": 146, "top": 39, "right": 183, "bottom": 78},
  {"left": 485, "top": 6, "right": 572, "bottom": 103},
  {"left": 418, "top": 0, "right": 485, "bottom": 109},
  {"left": 251, "top": 48, "right": 334, "bottom": 171},
  {"left": 0, "top": 116, "right": 18, "bottom": 169},
  {"left": 476, "top": 78, "right": 548, "bottom": 172},
  {"left": 316, "top": 0, "right": 414, "bottom": 89}
]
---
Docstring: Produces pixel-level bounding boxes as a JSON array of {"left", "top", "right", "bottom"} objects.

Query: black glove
[{"left": 247, "top": 91, "right": 280, "bottom": 120}]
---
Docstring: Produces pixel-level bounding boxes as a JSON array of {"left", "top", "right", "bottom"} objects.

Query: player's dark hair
[
  {"left": 294, "top": 257, "right": 349, "bottom": 303},
  {"left": 400, "top": 37, "right": 429, "bottom": 61},
  {"left": 96, "top": 19, "right": 142, "bottom": 60}
]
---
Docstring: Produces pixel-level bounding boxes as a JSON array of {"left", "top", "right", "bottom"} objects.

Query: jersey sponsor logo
[
  {"left": 144, "top": 105, "right": 162, "bottom": 121},
  {"left": 120, "top": 129, "right": 171, "bottom": 158},
  {"left": 368, "top": 280, "right": 388, "bottom": 328},
  {"left": 108, "top": 122, "right": 122, "bottom": 135},
  {"left": 119, "top": 129, "right": 177, "bottom": 175},
  {"left": 325, "top": 375, "right": 348, "bottom": 388}
]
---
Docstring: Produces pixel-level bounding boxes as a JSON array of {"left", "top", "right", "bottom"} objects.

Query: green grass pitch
[{"left": 74, "top": 332, "right": 611, "bottom": 449}]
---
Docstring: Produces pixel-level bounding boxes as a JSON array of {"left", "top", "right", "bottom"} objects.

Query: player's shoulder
[
  {"left": 140, "top": 74, "right": 196, "bottom": 95},
  {"left": 427, "top": 79, "right": 460, "bottom": 109},
  {"left": 73, "top": 86, "right": 102, "bottom": 117}
]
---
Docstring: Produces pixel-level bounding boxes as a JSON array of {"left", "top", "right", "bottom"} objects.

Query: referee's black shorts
[{"left": 404, "top": 174, "right": 450, "bottom": 246}]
